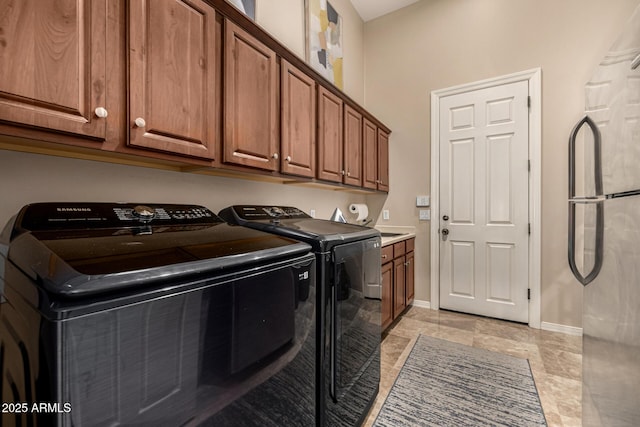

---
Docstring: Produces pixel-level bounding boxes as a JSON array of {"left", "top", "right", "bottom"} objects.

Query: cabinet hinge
[
  {"left": 527, "top": 288, "right": 531, "bottom": 300},
  {"left": 527, "top": 96, "right": 531, "bottom": 109}
]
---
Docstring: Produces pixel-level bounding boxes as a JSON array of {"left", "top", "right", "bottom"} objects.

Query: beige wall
[
  {"left": 363, "top": 0, "right": 640, "bottom": 327},
  {"left": 0, "top": 150, "right": 367, "bottom": 231}
]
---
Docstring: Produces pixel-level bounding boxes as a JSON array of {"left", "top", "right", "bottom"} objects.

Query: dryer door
[{"left": 327, "top": 237, "right": 381, "bottom": 426}]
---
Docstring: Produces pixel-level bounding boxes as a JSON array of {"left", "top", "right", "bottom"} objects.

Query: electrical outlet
[
  {"left": 310, "top": 209, "right": 316, "bottom": 218},
  {"left": 419, "top": 209, "right": 431, "bottom": 220},
  {"left": 383, "top": 210, "right": 390, "bottom": 220}
]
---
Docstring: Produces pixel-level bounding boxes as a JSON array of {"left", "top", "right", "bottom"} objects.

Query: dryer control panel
[{"left": 224, "top": 205, "right": 311, "bottom": 221}]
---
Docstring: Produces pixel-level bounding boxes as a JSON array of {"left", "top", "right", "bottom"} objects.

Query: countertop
[{"left": 375, "top": 225, "right": 416, "bottom": 246}]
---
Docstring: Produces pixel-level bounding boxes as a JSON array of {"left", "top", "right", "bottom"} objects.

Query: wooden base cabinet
[
  {"left": 381, "top": 238, "right": 415, "bottom": 332},
  {"left": 381, "top": 261, "right": 393, "bottom": 330}
]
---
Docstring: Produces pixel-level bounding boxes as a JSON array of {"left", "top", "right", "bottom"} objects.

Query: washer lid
[
  {"left": 219, "top": 205, "right": 380, "bottom": 250},
  {"left": 3, "top": 203, "right": 310, "bottom": 297}
]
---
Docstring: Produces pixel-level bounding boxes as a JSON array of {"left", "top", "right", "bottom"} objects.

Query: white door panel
[{"left": 439, "top": 80, "right": 529, "bottom": 323}]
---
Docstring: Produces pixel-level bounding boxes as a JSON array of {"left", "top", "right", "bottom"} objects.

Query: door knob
[{"left": 441, "top": 228, "right": 449, "bottom": 241}]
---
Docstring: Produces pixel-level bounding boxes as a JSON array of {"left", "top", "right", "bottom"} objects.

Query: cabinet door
[
  {"left": 281, "top": 59, "right": 316, "bottom": 178},
  {"left": 363, "top": 118, "right": 378, "bottom": 190},
  {"left": 317, "top": 86, "right": 343, "bottom": 182},
  {"left": 377, "top": 129, "right": 390, "bottom": 192},
  {"left": 343, "top": 105, "right": 363, "bottom": 186},
  {"left": 393, "top": 257, "right": 406, "bottom": 319},
  {"left": 129, "top": 0, "right": 218, "bottom": 159},
  {"left": 0, "top": 0, "right": 107, "bottom": 140},
  {"left": 381, "top": 262, "right": 393, "bottom": 330},
  {"left": 405, "top": 251, "right": 415, "bottom": 305},
  {"left": 224, "top": 20, "right": 278, "bottom": 171}
]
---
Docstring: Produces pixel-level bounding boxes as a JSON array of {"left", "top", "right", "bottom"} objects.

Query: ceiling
[{"left": 350, "top": 0, "right": 420, "bottom": 22}]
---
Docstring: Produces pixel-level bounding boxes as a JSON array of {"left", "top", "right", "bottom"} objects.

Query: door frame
[{"left": 430, "top": 68, "right": 542, "bottom": 328}]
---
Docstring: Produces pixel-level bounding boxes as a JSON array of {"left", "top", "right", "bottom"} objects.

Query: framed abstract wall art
[
  {"left": 306, "top": 0, "right": 343, "bottom": 89},
  {"left": 228, "top": 0, "right": 255, "bottom": 20}
]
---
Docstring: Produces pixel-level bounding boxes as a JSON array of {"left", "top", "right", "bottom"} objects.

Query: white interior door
[{"left": 439, "top": 80, "right": 530, "bottom": 323}]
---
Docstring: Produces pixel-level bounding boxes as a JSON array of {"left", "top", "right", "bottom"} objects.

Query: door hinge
[
  {"left": 528, "top": 159, "right": 531, "bottom": 172},
  {"left": 527, "top": 96, "right": 531, "bottom": 109},
  {"left": 527, "top": 288, "right": 531, "bottom": 300},
  {"left": 528, "top": 223, "right": 531, "bottom": 235}
]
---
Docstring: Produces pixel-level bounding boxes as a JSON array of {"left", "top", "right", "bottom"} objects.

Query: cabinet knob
[
  {"left": 382, "top": 254, "right": 388, "bottom": 259},
  {"left": 94, "top": 107, "right": 108, "bottom": 118},
  {"left": 285, "top": 155, "right": 292, "bottom": 162},
  {"left": 341, "top": 170, "right": 346, "bottom": 176},
  {"left": 134, "top": 117, "right": 146, "bottom": 128},
  {"left": 347, "top": 171, "right": 351, "bottom": 177},
  {"left": 272, "top": 153, "right": 279, "bottom": 160}
]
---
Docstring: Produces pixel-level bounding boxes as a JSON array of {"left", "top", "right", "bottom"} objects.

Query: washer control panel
[{"left": 17, "top": 203, "right": 219, "bottom": 231}]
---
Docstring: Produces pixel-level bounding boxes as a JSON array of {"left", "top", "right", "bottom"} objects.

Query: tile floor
[{"left": 362, "top": 306, "right": 582, "bottom": 427}]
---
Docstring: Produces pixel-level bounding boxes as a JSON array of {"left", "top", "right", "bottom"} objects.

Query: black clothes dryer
[
  {"left": 219, "top": 205, "right": 381, "bottom": 427},
  {"left": 0, "top": 202, "right": 317, "bottom": 427}
]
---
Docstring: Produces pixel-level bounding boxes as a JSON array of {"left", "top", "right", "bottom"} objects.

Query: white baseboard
[
  {"left": 411, "top": 299, "right": 431, "bottom": 309},
  {"left": 540, "top": 321, "right": 583, "bottom": 336}
]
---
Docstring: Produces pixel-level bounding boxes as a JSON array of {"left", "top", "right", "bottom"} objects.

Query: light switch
[
  {"left": 383, "top": 210, "right": 390, "bottom": 220},
  {"left": 419, "top": 209, "right": 431, "bottom": 220},
  {"left": 416, "top": 196, "right": 430, "bottom": 207},
  {"left": 310, "top": 209, "right": 316, "bottom": 218}
]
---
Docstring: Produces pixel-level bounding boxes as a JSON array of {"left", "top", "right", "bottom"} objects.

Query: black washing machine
[
  {"left": 219, "top": 205, "right": 381, "bottom": 427},
  {"left": 0, "top": 202, "right": 317, "bottom": 427}
]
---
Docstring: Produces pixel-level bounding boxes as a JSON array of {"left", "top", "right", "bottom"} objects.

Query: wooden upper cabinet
[
  {"left": 362, "top": 118, "right": 378, "bottom": 190},
  {"left": 343, "top": 105, "right": 363, "bottom": 186},
  {"left": 377, "top": 129, "right": 390, "bottom": 192},
  {"left": 281, "top": 59, "right": 316, "bottom": 178},
  {"left": 0, "top": 0, "right": 107, "bottom": 140},
  {"left": 224, "top": 20, "right": 278, "bottom": 171},
  {"left": 317, "top": 86, "right": 343, "bottom": 182},
  {"left": 128, "top": 0, "right": 218, "bottom": 160}
]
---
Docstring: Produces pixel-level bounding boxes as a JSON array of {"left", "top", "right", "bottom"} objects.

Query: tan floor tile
[
  {"left": 380, "top": 333, "right": 411, "bottom": 369},
  {"left": 537, "top": 329, "right": 582, "bottom": 354},
  {"left": 540, "top": 347, "right": 582, "bottom": 381},
  {"left": 544, "top": 411, "right": 564, "bottom": 427},
  {"left": 475, "top": 317, "right": 540, "bottom": 343},
  {"left": 472, "top": 332, "right": 542, "bottom": 362}
]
